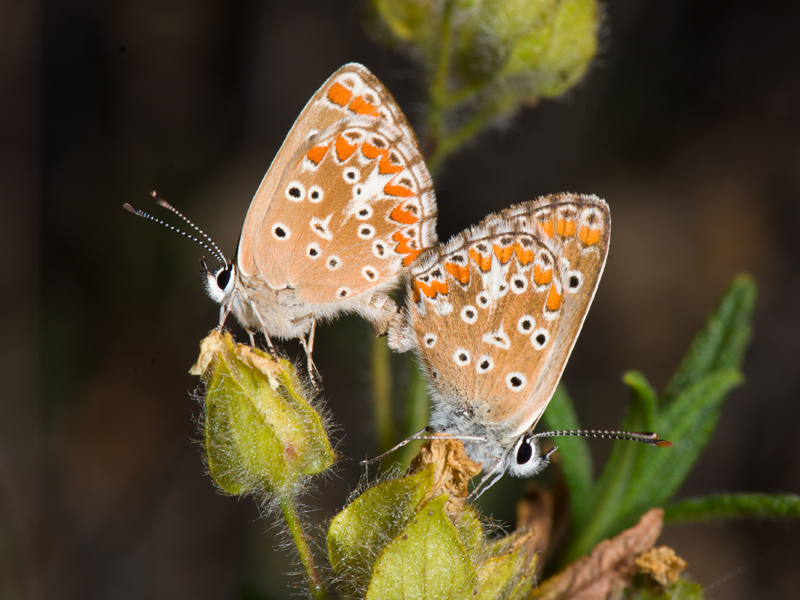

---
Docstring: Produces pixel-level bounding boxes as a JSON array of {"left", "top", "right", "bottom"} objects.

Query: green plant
[{"left": 186, "top": 2, "right": 799, "bottom": 598}]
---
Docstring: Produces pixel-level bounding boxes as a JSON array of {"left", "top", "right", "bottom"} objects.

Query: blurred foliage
[{"left": 366, "top": 0, "right": 599, "bottom": 171}]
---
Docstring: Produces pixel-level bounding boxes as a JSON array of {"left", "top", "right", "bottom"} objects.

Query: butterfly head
[{"left": 202, "top": 258, "right": 236, "bottom": 305}]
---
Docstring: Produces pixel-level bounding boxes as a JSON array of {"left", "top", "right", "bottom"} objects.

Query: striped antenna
[
  {"left": 123, "top": 191, "right": 228, "bottom": 266},
  {"left": 531, "top": 429, "right": 672, "bottom": 447}
]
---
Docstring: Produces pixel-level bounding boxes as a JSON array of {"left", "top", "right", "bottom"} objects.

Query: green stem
[
  {"left": 427, "top": 102, "right": 502, "bottom": 174},
  {"left": 425, "top": 0, "right": 454, "bottom": 166},
  {"left": 397, "top": 362, "right": 430, "bottom": 466},
  {"left": 442, "top": 77, "right": 492, "bottom": 109},
  {"left": 371, "top": 336, "right": 394, "bottom": 453},
  {"left": 281, "top": 496, "right": 328, "bottom": 600}
]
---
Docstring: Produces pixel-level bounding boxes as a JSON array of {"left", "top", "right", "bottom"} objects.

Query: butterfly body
[
  {"left": 203, "top": 64, "right": 438, "bottom": 345},
  {"left": 389, "top": 194, "right": 610, "bottom": 477}
]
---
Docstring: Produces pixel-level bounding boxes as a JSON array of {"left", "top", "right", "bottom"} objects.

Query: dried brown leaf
[
  {"left": 530, "top": 508, "right": 664, "bottom": 600},
  {"left": 409, "top": 436, "right": 481, "bottom": 514}
]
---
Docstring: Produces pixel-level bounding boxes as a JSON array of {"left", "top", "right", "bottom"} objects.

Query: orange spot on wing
[
  {"left": 556, "top": 217, "right": 577, "bottom": 237},
  {"left": 402, "top": 251, "right": 421, "bottom": 266},
  {"left": 546, "top": 284, "right": 562, "bottom": 312},
  {"left": 361, "top": 141, "right": 383, "bottom": 159},
  {"left": 378, "top": 152, "right": 403, "bottom": 175},
  {"left": 445, "top": 262, "right": 471, "bottom": 285},
  {"left": 469, "top": 248, "right": 492, "bottom": 272},
  {"left": 412, "top": 282, "right": 421, "bottom": 304},
  {"left": 579, "top": 226, "right": 602, "bottom": 246},
  {"left": 415, "top": 278, "right": 449, "bottom": 299},
  {"left": 533, "top": 264, "right": 552, "bottom": 286},
  {"left": 390, "top": 204, "right": 419, "bottom": 225},
  {"left": 515, "top": 243, "right": 534, "bottom": 265},
  {"left": 349, "top": 95, "right": 380, "bottom": 117},
  {"left": 306, "top": 143, "right": 330, "bottom": 165},
  {"left": 384, "top": 181, "right": 414, "bottom": 198},
  {"left": 392, "top": 231, "right": 422, "bottom": 266},
  {"left": 327, "top": 82, "right": 353, "bottom": 106},
  {"left": 493, "top": 243, "right": 514, "bottom": 264},
  {"left": 538, "top": 218, "right": 555, "bottom": 237},
  {"left": 335, "top": 135, "right": 357, "bottom": 161}
]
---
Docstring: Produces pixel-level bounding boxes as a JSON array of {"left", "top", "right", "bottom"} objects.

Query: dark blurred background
[{"left": 2, "top": 0, "right": 799, "bottom": 598}]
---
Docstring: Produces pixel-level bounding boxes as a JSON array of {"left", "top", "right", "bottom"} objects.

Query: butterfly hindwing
[{"left": 402, "top": 194, "right": 610, "bottom": 438}]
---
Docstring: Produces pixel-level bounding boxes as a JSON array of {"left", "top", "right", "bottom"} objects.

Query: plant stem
[
  {"left": 428, "top": 102, "right": 503, "bottom": 174},
  {"left": 281, "top": 496, "right": 328, "bottom": 600},
  {"left": 398, "top": 362, "right": 430, "bottom": 466},
  {"left": 425, "top": 0, "right": 454, "bottom": 166},
  {"left": 371, "top": 336, "right": 395, "bottom": 453}
]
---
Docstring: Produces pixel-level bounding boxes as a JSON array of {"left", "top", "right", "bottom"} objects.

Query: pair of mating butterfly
[{"left": 127, "top": 64, "right": 669, "bottom": 490}]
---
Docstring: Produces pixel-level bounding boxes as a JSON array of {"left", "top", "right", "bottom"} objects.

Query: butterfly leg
[
  {"left": 246, "top": 300, "right": 277, "bottom": 356},
  {"left": 293, "top": 314, "right": 320, "bottom": 388}
]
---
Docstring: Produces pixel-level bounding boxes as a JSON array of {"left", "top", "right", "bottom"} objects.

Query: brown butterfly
[
  {"left": 388, "top": 194, "right": 655, "bottom": 487},
  {"left": 128, "top": 64, "right": 438, "bottom": 364}
]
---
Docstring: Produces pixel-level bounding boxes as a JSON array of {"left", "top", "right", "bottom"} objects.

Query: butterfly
[
  {"left": 388, "top": 193, "right": 623, "bottom": 486},
  {"left": 203, "top": 64, "right": 439, "bottom": 359},
  {"left": 127, "top": 64, "right": 438, "bottom": 365}
]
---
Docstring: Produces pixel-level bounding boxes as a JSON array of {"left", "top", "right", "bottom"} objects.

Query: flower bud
[{"left": 190, "top": 331, "right": 334, "bottom": 499}]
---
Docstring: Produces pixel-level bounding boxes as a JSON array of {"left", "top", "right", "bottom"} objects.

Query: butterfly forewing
[
  {"left": 254, "top": 117, "right": 437, "bottom": 302},
  {"left": 408, "top": 194, "right": 610, "bottom": 438},
  {"left": 237, "top": 63, "right": 433, "bottom": 291}
]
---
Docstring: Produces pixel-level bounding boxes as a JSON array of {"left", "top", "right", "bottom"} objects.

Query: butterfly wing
[
  {"left": 405, "top": 194, "right": 610, "bottom": 439},
  {"left": 237, "top": 64, "right": 437, "bottom": 303}
]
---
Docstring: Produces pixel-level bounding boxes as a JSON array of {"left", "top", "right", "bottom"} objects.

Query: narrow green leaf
[
  {"left": 541, "top": 385, "right": 593, "bottom": 527},
  {"left": 365, "top": 495, "right": 476, "bottom": 600},
  {"left": 618, "top": 369, "right": 743, "bottom": 526},
  {"left": 662, "top": 274, "right": 756, "bottom": 404},
  {"left": 622, "top": 370, "right": 657, "bottom": 431},
  {"left": 665, "top": 493, "right": 800, "bottom": 524},
  {"left": 561, "top": 419, "right": 640, "bottom": 563},
  {"left": 562, "top": 372, "right": 656, "bottom": 560}
]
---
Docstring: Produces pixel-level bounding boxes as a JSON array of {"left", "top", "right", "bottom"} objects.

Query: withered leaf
[
  {"left": 530, "top": 508, "right": 664, "bottom": 600},
  {"left": 409, "top": 436, "right": 481, "bottom": 514}
]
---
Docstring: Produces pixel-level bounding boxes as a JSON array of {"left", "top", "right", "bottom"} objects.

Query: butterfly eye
[
  {"left": 216, "top": 265, "right": 233, "bottom": 291},
  {"left": 516, "top": 436, "right": 534, "bottom": 465}
]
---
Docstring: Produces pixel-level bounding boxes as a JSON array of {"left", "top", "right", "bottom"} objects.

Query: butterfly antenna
[
  {"left": 531, "top": 429, "right": 672, "bottom": 448},
  {"left": 149, "top": 191, "right": 228, "bottom": 267},
  {"left": 123, "top": 192, "right": 228, "bottom": 266}
]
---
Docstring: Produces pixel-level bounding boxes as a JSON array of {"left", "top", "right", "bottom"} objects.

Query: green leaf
[
  {"left": 365, "top": 494, "right": 477, "bottom": 600},
  {"left": 618, "top": 369, "right": 743, "bottom": 525},
  {"left": 622, "top": 370, "right": 658, "bottom": 431},
  {"left": 662, "top": 274, "right": 756, "bottom": 404},
  {"left": 563, "top": 415, "right": 641, "bottom": 562},
  {"left": 665, "top": 493, "right": 800, "bottom": 523},
  {"left": 541, "top": 385, "right": 593, "bottom": 526},
  {"left": 327, "top": 465, "right": 436, "bottom": 597},
  {"left": 563, "top": 372, "right": 657, "bottom": 560},
  {"left": 475, "top": 530, "right": 538, "bottom": 600}
]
